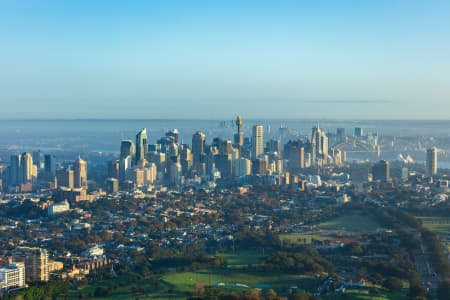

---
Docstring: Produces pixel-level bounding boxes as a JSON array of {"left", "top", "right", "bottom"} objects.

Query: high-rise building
[
  {"left": 9, "top": 154, "right": 21, "bottom": 186},
  {"left": 19, "top": 152, "right": 33, "bottom": 184},
  {"left": 107, "top": 160, "right": 120, "bottom": 179},
  {"left": 234, "top": 157, "right": 252, "bottom": 177},
  {"left": 74, "top": 157, "right": 87, "bottom": 189},
  {"left": 105, "top": 178, "right": 119, "bottom": 194},
  {"left": 311, "top": 124, "right": 328, "bottom": 165},
  {"left": 372, "top": 160, "right": 390, "bottom": 182},
  {"left": 336, "top": 128, "right": 345, "bottom": 142},
  {"left": 166, "top": 129, "right": 180, "bottom": 144},
  {"left": 0, "top": 263, "right": 26, "bottom": 291},
  {"left": 426, "top": 147, "right": 438, "bottom": 176},
  {"left": 44, "top": 154, "right": 56, "bottom": 179},
  {"left": 32, "top": 150, "right": 42, "bottom": 169},
  {"left": 284, "top": 140, "right": 305, "bottom": 171},
  {"left": 192, "top": 131, "right": 206, "bottom": 166},
  {"left": 251, "top": 125, "right": 264, "bottom": 159},
  {"left": 13, "top": 247, "right": 49, "bottom": 282},
  {"left": 214, "top": 154, "right": 233, "bottom": 179},
  {"left": 120, "top": 140, "right": 135, "bottom": 160},
  {"left": 56, "top": 169, "right": 74, "bottom": 189},
  {"left": 266, "top": 139, "right": 281, "bottom": 157},
  {"left": 135, "top": 128, "right": 148, "bottom": 163},
  {"left": 354, "top": 127, "right": 364, "bottom": 137}
]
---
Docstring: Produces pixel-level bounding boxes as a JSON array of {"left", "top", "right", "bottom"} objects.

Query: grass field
[
  {"left": 319, "top": 213, "right": 383, "bottom": 232},
  {"left": 418, "top": 217, "right": 450, "bottom": 235},
  {"left": 218, "top": 249, "right": 270, "bottom": 266},
  {"left": 162, "top": 269, "right": 319, "bottom": 294}
]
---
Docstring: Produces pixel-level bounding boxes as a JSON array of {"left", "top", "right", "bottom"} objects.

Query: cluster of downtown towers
[{"left": 108, "top": 117, "right": 338, "bottom": 189}]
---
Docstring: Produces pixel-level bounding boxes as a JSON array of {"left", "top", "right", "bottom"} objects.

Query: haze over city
[
  {"left": 1, "top": 0, "right": 450, "bottom": 119},
  {"left": 1, "top": 1, "right": 450, "bottom": 300}
]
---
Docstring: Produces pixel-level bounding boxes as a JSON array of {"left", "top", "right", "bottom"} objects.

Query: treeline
[
  {"left": 187, "top": 285, "right": 320, "bottom": 300},
  {"left": 151, "top": 254, "right": 225, "bottom": 270},
  {"left": 260, "top": 247, "right": 334, "bottom": 274},
  {"left": 0, "top": 281, "right": 70, "bottom": 300},
  {"left": 421, "top": 228, "right": 450, "bottom": 278}
]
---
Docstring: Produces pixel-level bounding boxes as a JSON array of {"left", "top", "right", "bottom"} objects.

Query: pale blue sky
[{"left": 1, "top": 1, "right": 449, "bottom": 119}]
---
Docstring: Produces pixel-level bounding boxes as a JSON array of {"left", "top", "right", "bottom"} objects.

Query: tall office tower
[
  {"left": 119, "top": 155, "right": 133, "bottom": 182},
  {"left": 19, "top": 152, "right": 33, "bottom": 184},
  {"left": 234, "top": 115, "right": 244, "bottom": 147},
  {"left": 180, "top": 147, "right": 192, "bottom": 176},
  {"left": 32, "top": 150, "right": 42, "bottom": 169},
  {"left": 192, "top": 131, "right": 206, "bottom": 166},
  {"left": 215, "top": 154, "right": 233, "bottom": 179},
  {"left": 74, "top": 157, "right": 87, "bottom": 189},
  {"left": 144, "top": 163, "right": 157, "bottom": 185},
  {"left": 13, "top": 247, "right": 49, "bottom": 282},
  {"left": 234, "top": 157, "right": 252, "bottom": 177},
  {"left": 120, "top": 140, "right": 135, "bottom": 160},
  {"left": 354, "top": 127, "right": 364, "bottom": 137},
  {"left": 336, "top": 128, "right": 345, "bottom": 142},
  {"left": 56, "top": 169, "right": 74, "bottom": 189},
  {"left": 107, "top": 160, "right": 120, "bottom": 179},
  {"left": 169, "top": 162, "right": 182, "bottom": 186},
  {"left": 9, "top": 154, "right": 21, "bottom": 185},
  {"left": 251, "top": 125, "right": 264, "bottom": 159},
  {"left": 44, "top": 154, "right": 56, "bottom": 179},
  {"left": 105, "top": 178, "right": 119, "bottom": 194},
  {"left": 266, "top": 139, "right": 282, "bottom": 157},
  {"left": 166, "top": 129, "right": 180, "bottom": 144},
  {"left": 284, "top": 140, "right": 305, "bottom": 171},
  {"left": 426, "top": 147, "right": 438, "bottom": 176},
  {"left": 372, "top": 160, "right": 391, "bottom": 182},
  {"left": 311, "top": 124, "right": 328, "bottom": 164},
  {"left": 135, "top": 128, "right": 148, "bottom": 163},
  {"left": 219, "top": 140, "right": 233, "bottom": 155}
]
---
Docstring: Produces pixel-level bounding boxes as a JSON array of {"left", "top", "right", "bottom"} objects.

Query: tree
[
  {"left": 437, "top": 279, "right": 450, "bottom": 300},
  {"left": 384, "top": 276, "right": 403, "bottom": 291},
  {"left": 262, "top": 289, "right": 277, "bottom": 300}
]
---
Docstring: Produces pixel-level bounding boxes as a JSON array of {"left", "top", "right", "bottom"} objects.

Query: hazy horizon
[{"left": 1, "top": 1, "right": 449, "bottom": 119}]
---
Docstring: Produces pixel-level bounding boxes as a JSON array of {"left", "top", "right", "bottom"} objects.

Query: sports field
[{"left": 162, "top": 269, "right": 318, "bottom": 294}]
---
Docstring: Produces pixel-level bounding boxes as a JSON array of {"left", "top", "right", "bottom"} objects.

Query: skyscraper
[
  {"left": 354, "top": 127, "right": 364, "bottom": 137},
  {"left": 251, "top": 125, "right": 264, "bottom": 159},
  {"left": 13, "top": 247, "right": 49, "bottom": 282},
  {"left": 19, "top": 152, "right": 33, "bottom": 184},
  {"left": 284, "top": 140, "right": 305, "bottom": 171},
  {"left": 311, "top": 124, "right": 328, "bottom": 165},
  {"left": 120, "top": 140, "right": 135, "bottom": 160},
  {"left": 44, "top": 154, "right": 56, "bottom": 179},
  {"left": 9, "top": 154, "right": 21, "bottom": 186},
  {"left": 74, "top": 157, "right": 87, "bottom": 189},
  {"left": 426, "top": 147, "right": 438, "bottom": 176},
  {"left": 135, "top": 128, "right": 148, "bottom": 163},
  {"left": 192, "top": 131, "right": 206, "bottom": 166},
  {"left": 372, "top": 160, "right": 390, "bottom": 182},
  {"left": 56, "top": 168, "right": 74, "bottom": 189}
]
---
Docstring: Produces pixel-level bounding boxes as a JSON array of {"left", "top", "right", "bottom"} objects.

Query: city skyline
[{"left": 1, "top": 1, "right": 450, "bottom": 119}]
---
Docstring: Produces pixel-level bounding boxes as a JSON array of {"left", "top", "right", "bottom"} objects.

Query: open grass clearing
[
  {"left": 162, "top": 269, "right": 319, "bottom": 294},
  {"left": 319, "top": 213, "right": 384, "bottom": 232},
  {"left": 418, "top": 216, "right": 450, "bottom": 235},
  {"left": 217, "top": 249, "right": 270, "bottom": 266}
]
